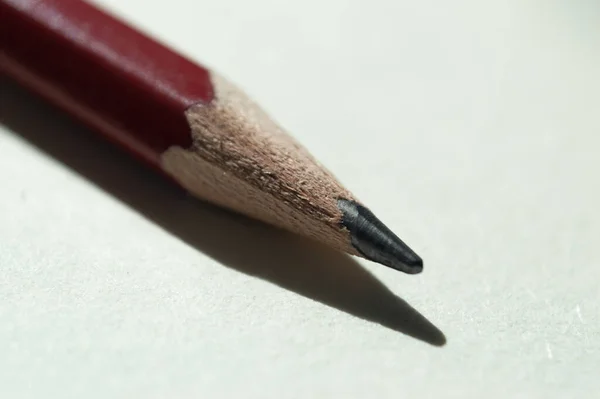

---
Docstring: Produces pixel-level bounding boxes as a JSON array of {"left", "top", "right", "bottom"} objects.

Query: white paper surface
[{"left": 1, "top": 0, "right": 599, "bottom": 397}]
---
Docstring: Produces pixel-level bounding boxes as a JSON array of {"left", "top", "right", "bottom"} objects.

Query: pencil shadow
[{"left": 0, "top": 79, "right": 446, "bottom": 346}]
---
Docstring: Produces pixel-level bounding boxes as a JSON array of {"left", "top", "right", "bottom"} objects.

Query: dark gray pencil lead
[{"left": 337, "top": 198, "right": 423, "bottom": 274}]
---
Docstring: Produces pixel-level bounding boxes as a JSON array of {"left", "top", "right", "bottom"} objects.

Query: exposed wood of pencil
[{"left": 0, "top": 0, "right": 423, "bottom": 273}]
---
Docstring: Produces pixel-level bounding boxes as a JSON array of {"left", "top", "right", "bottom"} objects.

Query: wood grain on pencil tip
[{"left": 0, "top": 0, "right": 424, "bottom": 274}]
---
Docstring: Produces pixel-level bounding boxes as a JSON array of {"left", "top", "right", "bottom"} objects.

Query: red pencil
[{"left": 0, "top": 0, "right": 424, "bottom": 274}]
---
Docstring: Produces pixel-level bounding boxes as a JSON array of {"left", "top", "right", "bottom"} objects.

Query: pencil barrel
[{"left": 0, "top": 0, "right": 214, "bottom": 167}]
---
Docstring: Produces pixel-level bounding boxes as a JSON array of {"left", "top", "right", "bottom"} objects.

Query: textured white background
[{"left": 1, "top": 0, "right": 599, "bottom": 398}]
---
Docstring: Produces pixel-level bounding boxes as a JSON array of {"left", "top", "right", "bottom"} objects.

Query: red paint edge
[{"left": 0, "top": 0, "right": 214, "bottom": 168}]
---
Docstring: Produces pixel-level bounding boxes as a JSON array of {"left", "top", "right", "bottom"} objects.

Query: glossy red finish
[{"left": 0, "top": 0, "right": 214, "bottom": 167}]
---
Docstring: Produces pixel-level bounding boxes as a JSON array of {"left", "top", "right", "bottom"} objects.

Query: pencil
[{"left": 0, "top": 0, "right": 423, "bottom": 274}]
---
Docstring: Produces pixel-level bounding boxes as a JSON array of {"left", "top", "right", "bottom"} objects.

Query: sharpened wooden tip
[{"left": 338, "top": 199, "right": 423, "bottom": 274}]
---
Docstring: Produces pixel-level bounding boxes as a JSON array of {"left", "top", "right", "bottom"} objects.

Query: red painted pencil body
[{"left": 0, "top": 0, "right": 213, "bottom": 168}]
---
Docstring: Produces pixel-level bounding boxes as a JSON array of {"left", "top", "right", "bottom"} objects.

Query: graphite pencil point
[{"left": 337, "top": 199, "right": 423, "bottom": 274}]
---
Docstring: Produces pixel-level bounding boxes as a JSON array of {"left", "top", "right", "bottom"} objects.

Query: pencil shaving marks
[{"left": 160, "top": 73, "right": 359, "bottom": 254}]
